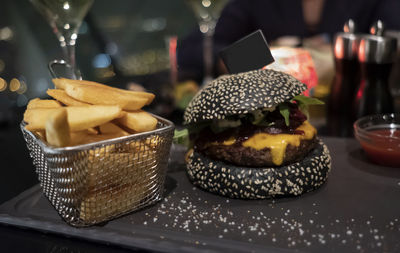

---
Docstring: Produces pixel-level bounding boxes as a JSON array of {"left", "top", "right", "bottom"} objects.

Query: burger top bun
[{"left": 183, "top": 69, "right": 307, "bottom": 124}]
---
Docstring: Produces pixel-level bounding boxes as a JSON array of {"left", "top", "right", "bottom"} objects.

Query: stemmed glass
[
  {"left": 185, "top": 0, "right": 228, "bottom": 85},
  {"left": 30, "top": 0, "right": 94, "bottom": 79}
]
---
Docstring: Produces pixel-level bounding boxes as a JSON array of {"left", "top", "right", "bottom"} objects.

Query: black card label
[{"left": 219, "top": 30, "right": 274, "bottom": 74}]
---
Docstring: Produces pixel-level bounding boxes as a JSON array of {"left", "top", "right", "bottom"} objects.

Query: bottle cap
[
  {"left": 358, "top": 20, "right": 397, "bottom": 64},
  {"left": 333, "top": 19, "right": 360, "bottom": 60}
]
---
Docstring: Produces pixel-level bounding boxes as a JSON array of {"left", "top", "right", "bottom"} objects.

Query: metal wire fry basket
[{"left": 20, "top": 116, "right": 174, "bottom": 227}]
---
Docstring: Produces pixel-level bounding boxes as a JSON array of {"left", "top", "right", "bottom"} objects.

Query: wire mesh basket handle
[{"left": 48, "top": 59, "right": 82, "bottom": 80}]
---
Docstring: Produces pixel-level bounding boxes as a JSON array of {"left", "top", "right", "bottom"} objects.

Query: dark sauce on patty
[{"left": 194, "top": 103, "right": 307, "bottom": 149}]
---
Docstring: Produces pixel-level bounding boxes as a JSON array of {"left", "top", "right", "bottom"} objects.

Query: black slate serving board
[{"left": 1, "top": 138, "right": 400, "bottom": 253}]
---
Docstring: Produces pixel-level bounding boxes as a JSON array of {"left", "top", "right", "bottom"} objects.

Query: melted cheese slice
[
  {"left": 242, "top": 121, "right": 316, "bottom": 166},
  {"left": 210, "top": 136, "right": 236, "bottom": 146},
  {"left": 210, "top": 121, "right": 316, "bottom": 166}
]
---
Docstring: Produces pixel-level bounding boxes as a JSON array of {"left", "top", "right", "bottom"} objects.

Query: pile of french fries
[{"left": 24, "top": 78, "right": 158, "bottom": 147}]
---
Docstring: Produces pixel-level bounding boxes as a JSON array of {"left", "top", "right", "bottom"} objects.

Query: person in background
[{"left": 177, "top": 0, "right": 400, "bottom": 80}]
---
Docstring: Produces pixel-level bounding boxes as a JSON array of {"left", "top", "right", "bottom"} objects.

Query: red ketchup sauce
[{"left": 359, "top": 129, "right": 400, "bottom": 167}]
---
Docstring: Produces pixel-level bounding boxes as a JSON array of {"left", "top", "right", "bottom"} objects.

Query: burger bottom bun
[{"left": 186, "top": 138, "right": 331, "bottom": 199}]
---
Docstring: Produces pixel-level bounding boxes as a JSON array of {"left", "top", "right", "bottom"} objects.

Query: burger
[{"left": 181, "top": 69, "right": 331, "bottom": 199}]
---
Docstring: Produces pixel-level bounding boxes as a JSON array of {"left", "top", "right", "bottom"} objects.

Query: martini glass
[
  {"left": 185, "top": 0, "right": 228, "bottom": 85},
  {"left": 30, "top": 0, "right": 94, "bottom": 79}
]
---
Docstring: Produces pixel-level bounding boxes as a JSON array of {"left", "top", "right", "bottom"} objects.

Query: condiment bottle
[
  {"left": 354, "top": 21, "right": 397, "bottom": 118},
  {"left": 327, "top": 20, "right": 361, "bottom": 137}
]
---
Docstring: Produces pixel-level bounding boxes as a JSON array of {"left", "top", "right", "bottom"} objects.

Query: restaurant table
[{"left": 1, "top": 121, "right": 400, "bottom": 253}]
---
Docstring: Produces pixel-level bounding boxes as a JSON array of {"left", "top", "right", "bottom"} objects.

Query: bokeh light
[
  {"left": 16, "top": 80, "right": 27, "bottom": 94},
  {"left": 0, "top": 27, "right": 13, "bottom": 41},
  {"left": 63, "top": 2, "right": 70, "bottom": 10},
  {"left": 93, "top": 54, "right": 111, "bottom": 68},
  {"left": 202, "top": 0, "right": 211, "bottom": 8},
  {"left": 9, "top": 78, "right": 21, "bottom": 92},
  {"left": 0, "top": 77, "right": 7, "bottom": 92}
]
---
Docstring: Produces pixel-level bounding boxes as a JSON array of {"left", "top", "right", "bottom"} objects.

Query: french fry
[
  {"left": 47, "top": 89, "right": 90, "bottom": 106},
  {"left": 63, "top": 83, "right": 148, "bottom": 111},
  {"left": 52, "top": 78, "right": 67, "bottom": 90},
  {"left": 34, "top": 130, "right": 46, "bottom": 141},
  {"left": 27, "top": 98, "right": 62, "bottom": 109},
  {"left": 125, "top": 137, "right": 159, "bottom": 152},
  {"left": 25, "top": 78, "right": 158, "bottom": 151},
  {"left": 70, "top": 132, "right": 127, "bottom": 146},
  {"left": 70, "top": 130, "right": 116, "bottom": 146},
  {"left": 80, "top": 150, "right": 157, "bottom": 222},
  {"left": 145, "top": 135, "right": 160, "bottom": 149},
  {"left": 24, "top": 109, "right": 55, "bottom": 130},
  {"left": 116, "top": 110, "right": 157, "bottom": 132},
  {"left": 99, "top": 122, "right": 130, "bottom": 136},
  {"left": 45, "top": 108, "right": 71, "bottom": 147},
  {"left": 125, "top": 139, "right": 159, "bottom": 154},
  {"left": 80, "top": 181, "right": 147, "bottom": 222},
  {"left": 24, "top": 105, "right": 122, "bottom": 132},
  {"left": 87, "top": 127, "right": 99, "bottom": 135},
  {"left": 70, "top": 130, "right": 96, "bottom": 145},
  {"left": 53, "top": 78, "right": 155, "bottom": 105}
]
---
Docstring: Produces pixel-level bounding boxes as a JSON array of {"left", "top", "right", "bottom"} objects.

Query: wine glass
[
  {"left": 30, "top": 0, "right": 94, "bottom": 79},
  {"left": 185, "top": 0, "right": 228, "bottom": 85}
]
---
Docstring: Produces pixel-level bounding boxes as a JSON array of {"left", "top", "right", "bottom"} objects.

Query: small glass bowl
[{"left": 354, "top": 113, "right": 400, "bottom": 167}]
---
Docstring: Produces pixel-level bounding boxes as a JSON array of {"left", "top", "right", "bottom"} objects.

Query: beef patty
[{"left": 195, "top": 136, "right": 317, "bottom": 168}]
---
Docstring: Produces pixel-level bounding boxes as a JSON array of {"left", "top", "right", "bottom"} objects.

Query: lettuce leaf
[
  {"left": 173, "top": 129, "right": 189, "bottom": 146},
  {"left": 279, "top": 103, "right": 290, "bottom": 126},
  {"left": 292, "top": 95, "right": 324, "bottom": 119},
  {"left": 173, "top": 121, "right": 211, "bottom": 147},
  {"left": 278, "top": 95, "right": 324, "bottom": 126},
  {"left": 292, "top": 95, "right": 325, "bottom": 105},
  {"left": 175, "top": 95, "right": 323, "bottom": 144}
]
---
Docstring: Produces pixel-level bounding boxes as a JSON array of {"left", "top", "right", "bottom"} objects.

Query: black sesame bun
[
  {"left": 183, "top": 69, "right": 306, "bottom": 124},
  {"left": 186, "top": 139, "right": 331, "bottom": 199},
  {"left": 183, "top": 69, "right": 331, "bottom": 199}
]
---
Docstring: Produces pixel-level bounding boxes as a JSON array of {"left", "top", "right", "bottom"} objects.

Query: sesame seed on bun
[
  {"left": 184, "top": 69, "right": 307, "bottom": 125},
  {"left": 186, "top": 139, "right": 331, "bottom": 199}
]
